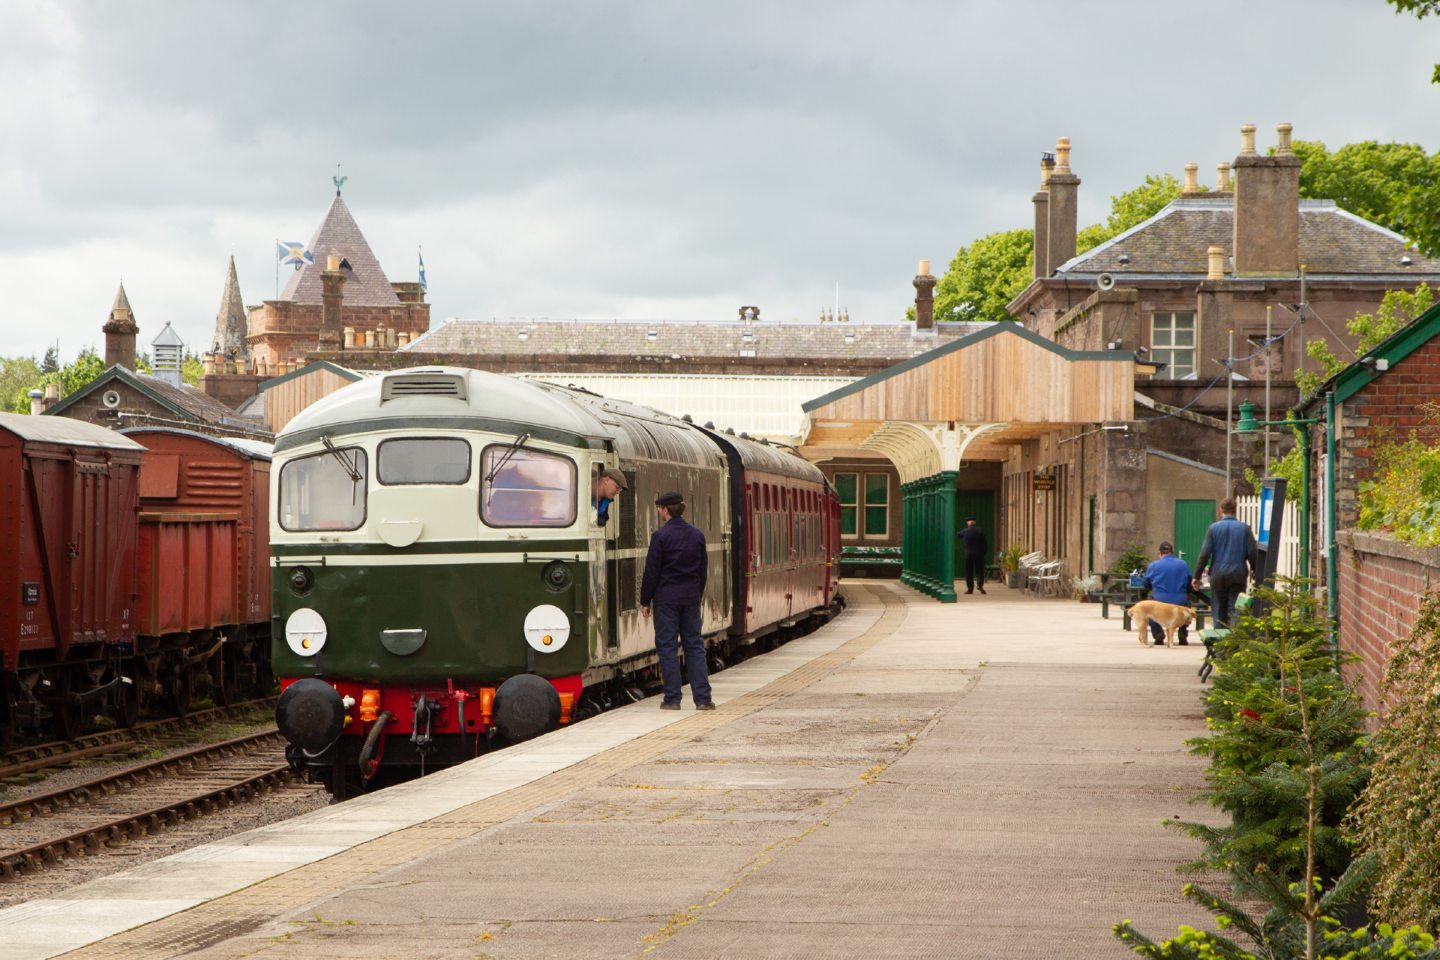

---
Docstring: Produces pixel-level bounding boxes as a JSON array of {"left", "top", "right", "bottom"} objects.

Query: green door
[
  {"left": 1173, "top": 499, "right": 1215, "bottom": 574},
  {"left": 954, "top": 490, "right": 996, "bottom": 576}
]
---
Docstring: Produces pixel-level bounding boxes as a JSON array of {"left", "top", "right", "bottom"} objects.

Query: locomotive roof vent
[{"left": 380, "top": 372, "right": 469, "bottom": 402}]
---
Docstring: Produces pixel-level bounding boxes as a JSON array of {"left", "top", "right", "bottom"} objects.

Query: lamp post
[{"left": 1233, "top": 399, "right": 1319, "bottom": 580}]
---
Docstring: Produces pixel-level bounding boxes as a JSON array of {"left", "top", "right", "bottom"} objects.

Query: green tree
[
  {"left": 932, "top": 228, "right": 1033, "bottom": 323},
  {"left": 42, "top": 348, "right": 106, "bottom": 400},
  {"left": 182, "top": 351, "right": 204, "bottom": 386},
  {"left": 1294, "top": 140, "right": 1440, "bottom": 256},
  {"left": 40, "top": 346, "right": 59, "bottom": 374},
  {"left": 1297, "top": 283, "right": 1433, "bottom": 396},
  {"left": 0, "top": 356, "right": 43, "bottom": 413},
  {"left": 1386, "top": 0, "right": 1440, "bottom": 83},
  {"left": 1077, "top": 173, "right": 1183, "bottom": 253}
]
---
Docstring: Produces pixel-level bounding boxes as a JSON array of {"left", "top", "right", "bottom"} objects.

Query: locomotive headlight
[
  {"left": 285, "top": 608, "right": 328, "bottom": 657},
  {"left": 289, "top": 566, "right": 315, "bottom": 595},
  {"left": 523, "top": 604, "right": 571, "bottom": 653},
  {"left": 541, "top": 560, "right": 573, "bottom": 592}
]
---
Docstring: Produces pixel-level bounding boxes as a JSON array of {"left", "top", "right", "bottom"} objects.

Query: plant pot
[{"left": 1005, "top": 571, "right": 1020, "bottom": 589}]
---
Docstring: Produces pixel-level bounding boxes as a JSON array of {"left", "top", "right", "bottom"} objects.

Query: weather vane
[{"left": 333, "top": 162, "right": 348, "bottom": 195}]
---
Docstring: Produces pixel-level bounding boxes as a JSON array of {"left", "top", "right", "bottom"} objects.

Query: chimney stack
[
  {"left": 1207, "top": 246, "right": 1226, "bottom": 281},
  {"left": 318, "top": 254, "right": 346, "bottom": 350},
  {"left": 1044, "top": 138, "right": 1080, "bottom": 275},
  {"left": 27, "top": 389, "right": 44, "bottom": 416},
  {"left": 1182, "top": 162, "right": 1200, "bottom": 195},
  {"left": 1233, "top": 122, "right": 1301, "bottom": 276},
  {"left": 102, "top": 283, "right": 139, "bottom": 370},
  {"left": 1032, "top": 153, "right": 1055, "bottom": 279},
  {"left": 913, "top": 260, "right": 937, "bottom": 331}
]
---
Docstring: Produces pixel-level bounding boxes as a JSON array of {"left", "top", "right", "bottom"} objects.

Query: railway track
[
  {"left": 0, "top": 730, "right": 294, "bottom": 882},
  {"left": 0, "top": 698, "right": 278, "bottom": 783}
]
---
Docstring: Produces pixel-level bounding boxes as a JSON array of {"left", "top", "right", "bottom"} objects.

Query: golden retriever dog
[{"left": 1127, "top": 600, "right": 1195, "bottom": 648}]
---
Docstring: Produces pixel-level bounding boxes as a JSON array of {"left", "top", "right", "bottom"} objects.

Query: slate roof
[
  {"left": 404, "top": 318, "right": 994, "bottom": 362},
  {"left": 279, "top": 194, "right": 400, "bottom": 307},
  {"left": 1057, "top": 198, "right": 1440, "bottom": 279},
  {"left": 45, "top": 366, "right": 273, "bottom": 438}
]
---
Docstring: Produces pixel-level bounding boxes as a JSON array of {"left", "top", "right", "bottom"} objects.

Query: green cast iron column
[
  {"left": 936, "top": 470, "right": 958, "bottom": 603},
  {"left": 900, "top": 480, "right": 916, "bottom": 588}
]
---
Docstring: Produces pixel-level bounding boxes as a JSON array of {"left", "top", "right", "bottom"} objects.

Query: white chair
[{"left": 1029, "top": 559, "right": 1065, "bottom": 597}]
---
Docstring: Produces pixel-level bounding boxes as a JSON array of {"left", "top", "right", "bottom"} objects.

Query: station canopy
[{"left": 800, "top": 324, "right": 1136, "bottom": 480}]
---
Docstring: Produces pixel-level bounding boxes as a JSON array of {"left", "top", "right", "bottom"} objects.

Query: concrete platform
[{"left": 2, "top": 581, "right": 1221, "bottom": 959}]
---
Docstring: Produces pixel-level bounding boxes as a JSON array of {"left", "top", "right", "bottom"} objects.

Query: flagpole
[{"left": 274, "top": 239, "right": 279, "bottom": 299}]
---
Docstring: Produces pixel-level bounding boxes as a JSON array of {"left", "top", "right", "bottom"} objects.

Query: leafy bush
[
  {"left": 1356, "top": 430, "right": 1440, "bottom": 546},
  {"left": 1110, "top": 541, "right": 1152, "bottom": 581},
  {"left": 1349, "top": 590, "right": 1440, "bottom": 934}
]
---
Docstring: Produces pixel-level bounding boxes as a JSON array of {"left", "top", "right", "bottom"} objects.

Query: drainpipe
[
  {"left": 1298, "top": 423, "right": 1311, "bottom": 584},
  {"left": 1325, "top": 390, "right": 1338, "bottom": 652}
]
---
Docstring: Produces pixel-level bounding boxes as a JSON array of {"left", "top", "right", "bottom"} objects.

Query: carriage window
[
  {"left": 480, "top": 446, "right": 577, "bottom": 527},
  {"left": 378, "top": 437, "right": 471, "bottom": 485},
  {"left": 279, "top": 447, "right": 368, "bottom": 532}
]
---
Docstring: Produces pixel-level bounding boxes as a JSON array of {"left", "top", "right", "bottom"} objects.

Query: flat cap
[
  {"left": 655, "top": 491, "right": 684, "bottom": 507},
  {"left": 601, "top": 468, "right": 628, "bottom": 490}
]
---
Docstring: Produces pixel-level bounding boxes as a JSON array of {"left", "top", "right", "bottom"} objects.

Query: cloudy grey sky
[{"left": 1, "top": 0, "right": 1436, "bottom": 362}]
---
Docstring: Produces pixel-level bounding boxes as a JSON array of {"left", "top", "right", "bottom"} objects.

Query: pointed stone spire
[
  {"left": 210, "top": 256, "right": 250, "bottom": 365},
  {"left": 103, "top": 282, "right": 138, "bottom": 369}
]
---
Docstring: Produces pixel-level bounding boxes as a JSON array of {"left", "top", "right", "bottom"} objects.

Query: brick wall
[
  {"left": 1334, "top": 338, "right": 1440, "bottom": 528},
  {"left": 1337, "top": 531, "right": 1440, "bottom": 724}
]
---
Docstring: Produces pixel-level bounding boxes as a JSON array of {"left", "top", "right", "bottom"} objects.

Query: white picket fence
[{"left": 1234, "top": 494, "right": 1300, "bottom": 579}]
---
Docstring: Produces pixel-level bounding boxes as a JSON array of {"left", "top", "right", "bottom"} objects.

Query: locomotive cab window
[
  {"left": 377, "top": 437, "right": 471, "bottom": 485},
  {"left": 279, "top": 447, "right": 368, "bottom": 531},
  {"left": 480, "top": 446, "right": 577, "bottom": 527}
]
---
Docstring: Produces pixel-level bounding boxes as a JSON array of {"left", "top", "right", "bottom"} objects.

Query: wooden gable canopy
[{"left": 801, "top": 324, "right": 1135, "bottom": 478}]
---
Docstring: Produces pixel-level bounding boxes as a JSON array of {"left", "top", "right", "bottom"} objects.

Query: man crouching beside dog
[{"left": 1129, "top": 541, "right": 1194, "bottom": 648}]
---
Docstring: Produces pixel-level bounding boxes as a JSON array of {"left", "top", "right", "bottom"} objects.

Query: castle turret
[{"left": 103, "top": 283, "right": 138, "bottom": 369}]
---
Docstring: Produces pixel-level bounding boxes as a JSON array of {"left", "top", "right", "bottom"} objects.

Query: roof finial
[{"left": 333, "top": 162, "right": 347, "bottom": 196}]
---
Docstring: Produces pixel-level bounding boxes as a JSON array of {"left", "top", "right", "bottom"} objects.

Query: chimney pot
[
  {"left": 1182, "top": 162, "right": 1200, "bottom": 194},
  {"left": 343, "top": 326, "right": 355, "bottom": 349},
  {"left": 1054, "top": 137, "right": 1071, "bottom": 173},
  {"left": 1216, "top": 162, "right": 1231, "bottom": 192},
  {"left": 918, "top": 259, "right": 931, "bottom": 277},
  {"left": 1239, "top": 124, "right": 1257, "bottom": 156},
  {"left": 326, "top": 254, "right": 341, "bottom": 272},
  {"left": 1275, "top": 122, "right": 1294, "bottom": 155},
  {"left": 1040, "top": 153, "right": 1055, "bottom": 188},
  {"left": 1207, "top": 246, "right": 1226, "bottom": 281},
  {"left": 28, "top": 389, "right": 44, "bottom": 416},
  {"left": 44, "top": 382, "right": 59, "bottom": 401}
]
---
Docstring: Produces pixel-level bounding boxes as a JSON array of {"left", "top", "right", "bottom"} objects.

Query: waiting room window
[
  {"left": 864, "top": 474, "right": 889, "bottom": 537},
  {"left": 835, "top": 473, "right": 858, "bottom": 538},
  {"left": 1151, "top": 312, "right": 1196, "bottom": 379}
]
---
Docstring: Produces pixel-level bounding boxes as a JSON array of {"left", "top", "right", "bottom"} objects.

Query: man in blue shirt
[
  {"left": 640, "top": 491, "right": 714, "bottom": 710},
  {"left": 1192, "top": 498, "right": 1258, "bottom": 628},
  {"left": 1142, "top": 541, "right": 1193, "bottom": 646},
  {"left": 591, "top": 468, "right": 627, "bottom": 526}
]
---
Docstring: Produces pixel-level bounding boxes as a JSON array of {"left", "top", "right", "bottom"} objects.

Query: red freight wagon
[
  {"left": 0, "top": 412, "right": 145, "bottom": 745},
  {"left": 123, "top": 428, "right": 274, "bottom": 709}
]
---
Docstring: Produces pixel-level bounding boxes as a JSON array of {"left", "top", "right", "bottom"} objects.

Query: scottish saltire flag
[
  {"left": 418, "top": 248, "right": 427, "bottom": 292},
  {"left": 277, "top": 241, "right": 314, "bottom": 267}
]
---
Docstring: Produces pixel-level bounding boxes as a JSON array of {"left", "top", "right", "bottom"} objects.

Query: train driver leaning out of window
[{"left": 592, "top": 468, "right": 627, "bottom": 525}]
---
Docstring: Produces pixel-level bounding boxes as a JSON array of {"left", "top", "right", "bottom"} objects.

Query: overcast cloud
[{"left": 0, "top": 0, "right": 1436, "bottom": 361}]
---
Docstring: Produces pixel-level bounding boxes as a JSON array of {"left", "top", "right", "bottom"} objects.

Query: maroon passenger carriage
[{"left": 700, "top": 427, "right": 842, "bottom": 648}]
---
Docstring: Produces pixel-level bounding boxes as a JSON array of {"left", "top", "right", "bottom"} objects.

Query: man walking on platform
[
  {"left": 958, "top": 517, "right": 988, "bottom": 595},
  {"left": 641, "top": 491, "right": 714, "bottom": 710},
  {"left": 1142, "top": 541, "right": 1192, "bottom": 645},
  {"left": 1192, "top": 497, "right": 1258, "bottom": 628}
]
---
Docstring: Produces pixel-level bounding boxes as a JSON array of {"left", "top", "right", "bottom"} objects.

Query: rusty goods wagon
[
  {"left": 122, "top": 428, "right": 274, "bottom": 709},
  {"left": 0, "top": 412, "right": 145, "bottom": 745}
]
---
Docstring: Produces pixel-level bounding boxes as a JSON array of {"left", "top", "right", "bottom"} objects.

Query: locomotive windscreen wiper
[
  {"left": 322, "top": 436, "right": 363, "bottom": 504},
  {"left": 485, "top": 432, "right": 531, "bottom": 484}
]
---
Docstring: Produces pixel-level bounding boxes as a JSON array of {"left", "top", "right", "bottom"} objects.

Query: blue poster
[{"left": 1258, "top": 485, "right": 1273, "bottom": 546}]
